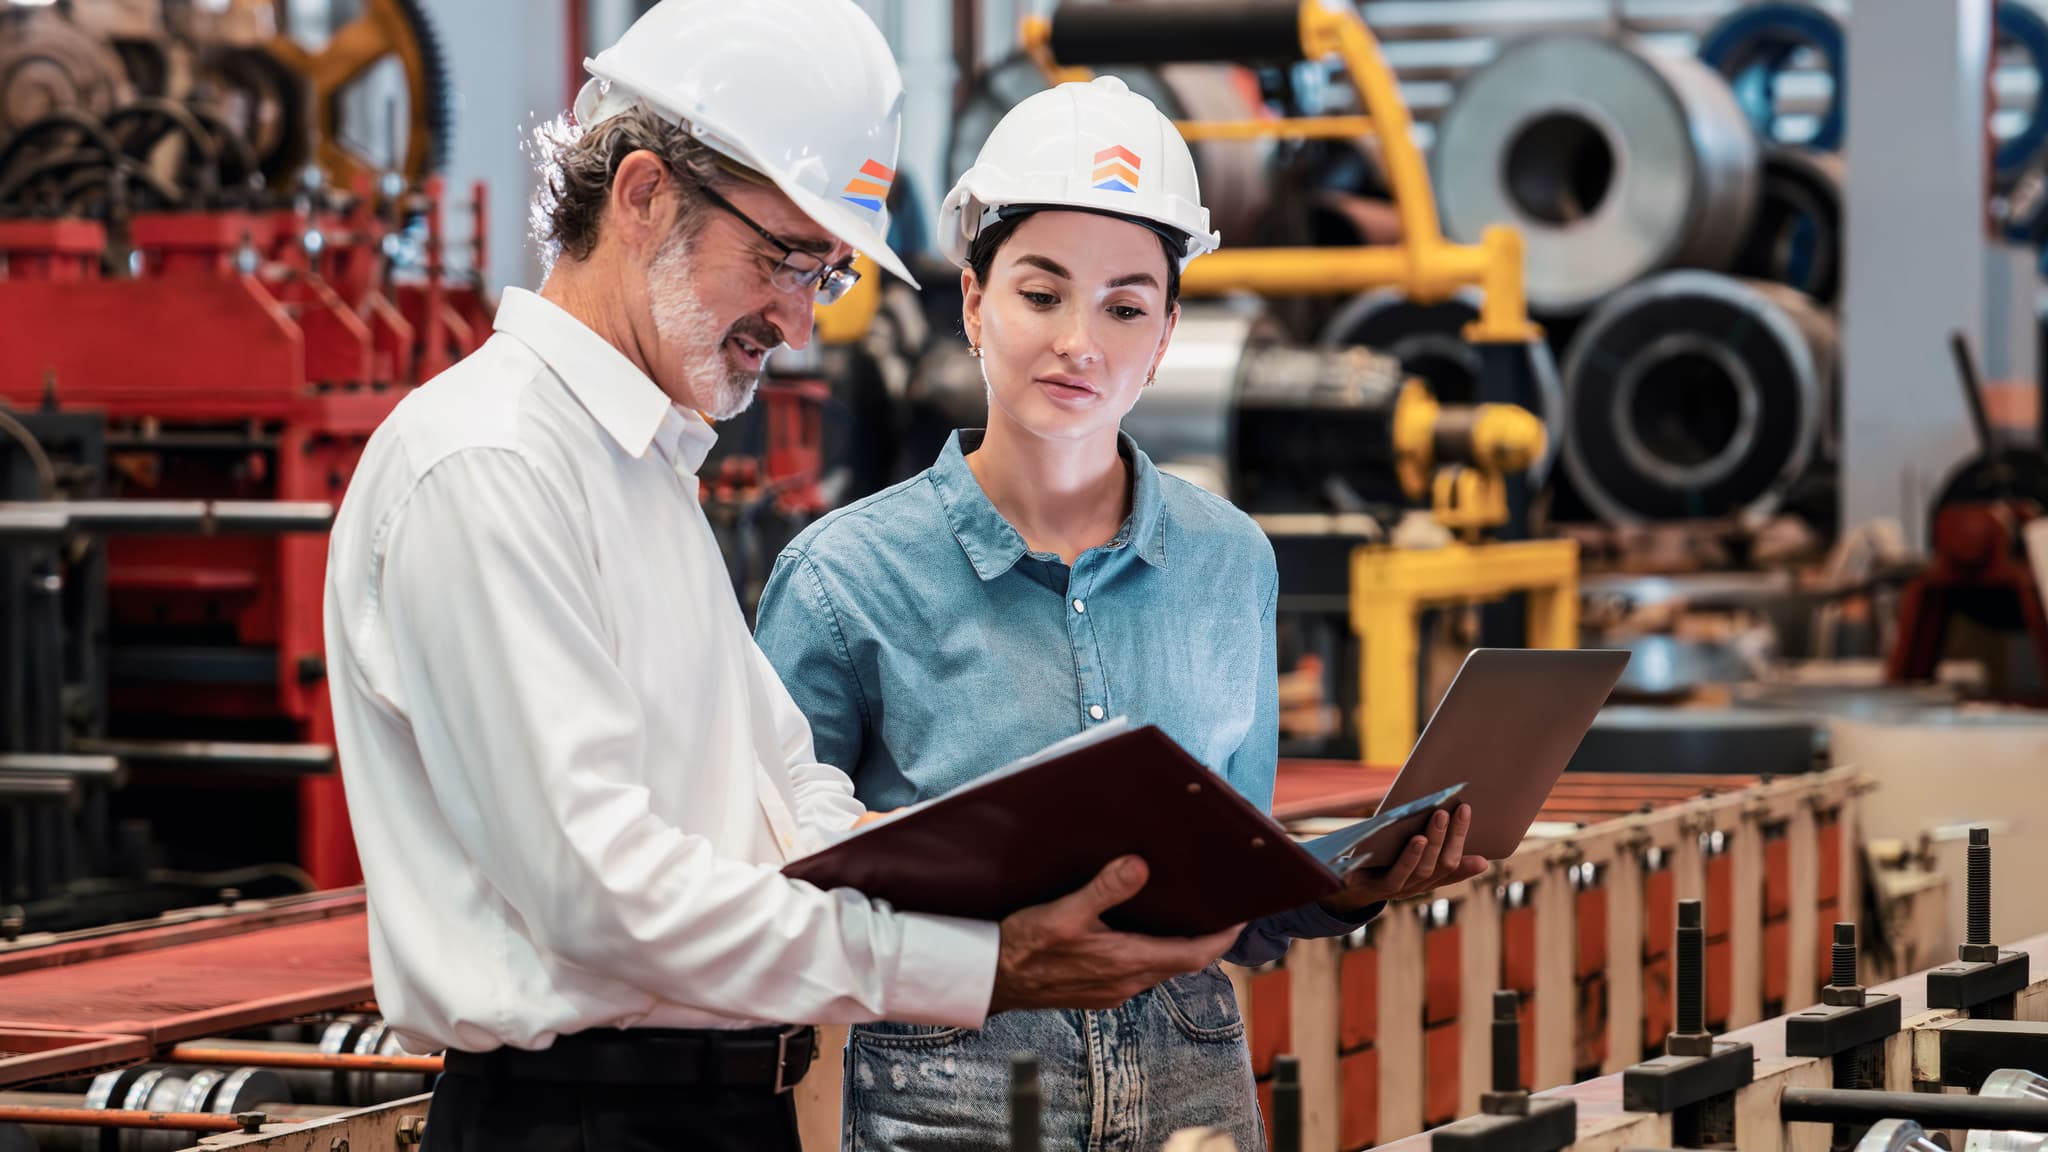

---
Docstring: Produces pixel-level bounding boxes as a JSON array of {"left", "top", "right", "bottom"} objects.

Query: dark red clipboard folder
[{"left": 782, "top": 724, "right": 1342, "bottom": 937}]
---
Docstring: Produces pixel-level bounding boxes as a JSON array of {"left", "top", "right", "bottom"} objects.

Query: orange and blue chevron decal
[
  {"left": 1091, "top": 145, "right": 1141, "bottom": 193},
  {"left": 841, "top": 160, "right": 895, "bottom": 215}
]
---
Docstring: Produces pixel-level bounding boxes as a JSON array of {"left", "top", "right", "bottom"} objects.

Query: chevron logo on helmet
[
  {"left": 1090, "top": 145, "right": 1141, "bottom": 193},
  {"left": 840, "top": 159, "right": 895, "bottom": 215}
]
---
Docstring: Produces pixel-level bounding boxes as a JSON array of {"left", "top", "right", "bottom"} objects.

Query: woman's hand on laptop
[{"left": 1319, "top": 804, "right": 1488, "bottom": 914}]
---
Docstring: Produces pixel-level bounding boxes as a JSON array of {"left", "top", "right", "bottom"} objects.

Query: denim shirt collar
[{"left": 930, "top": 428, "right": 1169, "bottom": 581}]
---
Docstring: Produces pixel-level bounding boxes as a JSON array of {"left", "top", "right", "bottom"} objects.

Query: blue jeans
[{"left": 842, "top": 964, "right": 1263, "bottom": 1152}]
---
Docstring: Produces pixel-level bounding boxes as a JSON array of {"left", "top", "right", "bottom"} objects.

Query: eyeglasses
[{"left": 698, "top": 185, "right": 862, "bottom": 305}]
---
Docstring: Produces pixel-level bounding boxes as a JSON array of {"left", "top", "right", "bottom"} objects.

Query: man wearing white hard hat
[{"left": 321, "top": 3, "right": 1241, "bottom": 1148}]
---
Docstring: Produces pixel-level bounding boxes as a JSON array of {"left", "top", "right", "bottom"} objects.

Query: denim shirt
[{"left": 755, "top": 430, "right": 1373, "bottom": 966}]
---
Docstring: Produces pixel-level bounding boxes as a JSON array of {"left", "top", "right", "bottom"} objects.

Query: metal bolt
[
  {"left": 1677, "top": 900, "right": 1704, "bottom": 1034},
  {"left": 1969, "top": 827, "right": 1992, "bottom": 945},
  {"left": 234, "top": 1112, "right": 266, "bottom": 1134},
  {"left": 0, "top": 906, "right": 22, "bottom": 943},
  {"left": 395, "top": 1115, "right": 427, "bottom": 1145},
  {"left": 219, "top": 887, "right": 241, "bottom": 908},
  {"left": 1823, "top": 921, "right": 1866, "bottom": 1007},
  {"left": 1492, "top": 990, "right": 1520, "bottom": 1093},
  {"left": 1667, "top": 899, "right": 1713, "bottom": 1057},
  {"left": 1272, "top": 1055, "right": 1302, "bottom": 1152},
  {"left": 330, "top": 1139, "right": 349, "bottom": 1152},
  {"left": 1009, "top": 1053, "right": 1040, "bottom": 1152}
]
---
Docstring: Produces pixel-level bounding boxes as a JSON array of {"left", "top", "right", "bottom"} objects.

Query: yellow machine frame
[
  {"left": 1021, "top": 0, "right": 1538, "bottom": 343},
  {"left": 1027, "top": 0, "right": 1579, "bottom": 764}
]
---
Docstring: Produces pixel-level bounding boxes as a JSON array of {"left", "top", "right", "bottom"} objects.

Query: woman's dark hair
[{"left": 965, "top": 208, "right": 1184, "bottom": 307}]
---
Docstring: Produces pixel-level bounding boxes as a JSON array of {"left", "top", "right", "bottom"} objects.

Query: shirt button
[
  {"left": 1089, "top": 704, "right": 1105, "bottom": 721},
  {"left": 1072, "top": 598, "right": 1086, "bottom": 614}
]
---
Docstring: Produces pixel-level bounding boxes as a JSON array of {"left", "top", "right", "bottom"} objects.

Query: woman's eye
[
  {"left": 1110, "top": 305, "right": 1147, "bottom": 321},
  {"left": 1020, "top": 291, "right": 1058, "bottom": 307}
]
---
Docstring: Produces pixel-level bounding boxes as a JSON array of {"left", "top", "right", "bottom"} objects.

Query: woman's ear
[
  {"left": 1147, "top": 302, "right": 1181, "bottom": 385},
  {"left": 960, "top": 266, "right": 984, "bottom": 350}
]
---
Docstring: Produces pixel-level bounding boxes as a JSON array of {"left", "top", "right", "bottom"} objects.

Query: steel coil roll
[
  {"left": 1318, "top": 287, "right": 1564, "bottom": 484},
  {"left": 1434, "top": 35, "right": 1761, "bottom": 315},
  {"left": 1732, "top": 147, "right": 1845, "bottom": 306},
  {"left": 1561, "top": 270, "right": 1835, "bottom": 525},
  {"left": 1697, "top": 2, "right": 1848, "bottom": 151},
  {"left": 1998, "top": 0, "right": 2048, "bottom": 189}
]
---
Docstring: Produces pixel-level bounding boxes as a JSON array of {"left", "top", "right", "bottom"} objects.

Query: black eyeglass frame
[{"left": 698, "top": 184, "right": 862, "bottom": 305}]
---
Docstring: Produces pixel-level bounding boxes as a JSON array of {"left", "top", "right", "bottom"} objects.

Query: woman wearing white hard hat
[
  {"left": 756, "top": 76, "right": 1484, "bottom": 1148},
  {"left": 324, "top": 3, "right": 1250, "bottom": 1148}
]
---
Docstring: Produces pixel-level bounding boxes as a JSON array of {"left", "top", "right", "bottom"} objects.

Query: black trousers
[{"left": 420, "top": 1068, "right": 801, "bottom": 1152}]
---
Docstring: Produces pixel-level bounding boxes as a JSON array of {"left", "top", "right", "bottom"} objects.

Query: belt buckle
[{"left": 772, "top": 1025, "right": 813, "bottom": 1094}]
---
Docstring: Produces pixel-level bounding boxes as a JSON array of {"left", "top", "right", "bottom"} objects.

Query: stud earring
[{"left": 968, "top": 343, "right": 983, "bottom": 359}]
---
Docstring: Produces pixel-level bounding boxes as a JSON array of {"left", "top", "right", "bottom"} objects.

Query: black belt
[{"left": 443, "top": 1025, "right": 816, "bottom": 1093}]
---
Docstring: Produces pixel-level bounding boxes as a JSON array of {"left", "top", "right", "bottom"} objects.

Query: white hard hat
[
  {"left": 938, "top": 75, "right": 1220, "bottom": 271},
  {"left": 573, "top": 0, "right": 919, "bottom": 288}
]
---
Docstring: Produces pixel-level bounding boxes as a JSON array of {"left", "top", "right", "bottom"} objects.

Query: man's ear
[{"left": 608, "top": 150, "right": 674, "bottom": 252}]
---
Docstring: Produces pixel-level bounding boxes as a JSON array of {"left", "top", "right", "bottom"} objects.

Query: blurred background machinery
[{"left": 10, "top": 0, "right": 2048, "bottom": 1148}]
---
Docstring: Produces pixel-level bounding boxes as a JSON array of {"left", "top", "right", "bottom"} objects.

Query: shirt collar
[
  {"left": 931, "top": 429, "right": 1169, "bottom": 582},
  {"left": 494, "top": 287, "right": 713, "bottom": 469}
]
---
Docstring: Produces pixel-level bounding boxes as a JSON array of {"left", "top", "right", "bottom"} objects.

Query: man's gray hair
[{"left": 526, "top": 103, "right": 767, "bottom": 274}]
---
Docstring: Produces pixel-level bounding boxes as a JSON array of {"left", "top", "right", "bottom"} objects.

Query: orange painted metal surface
[
  {"left": 1339, "top": 943, "right": 1378, "bottom": 1052},
  {"left": 1765, "top": 918, "right": 1791, "bottom": 1007},
  {"left": 1424, "top": 923, "right": 1460, "bottom": 1026},
  {"left": 1765, "top": 832, "right": 1791, "bottom": 919},
  {"left": 1424, "top": 1020, "right": 1459, "bottom": 1125},
  {"left": 1249, "top": 965, "right": 1292, "bottom": 1078},
  {"left": 0, "top": 894, "right": 371, "bottom": 1088},
  {"left": 1339, "top": 1046, "right": 1380, "bottom": 1151}
]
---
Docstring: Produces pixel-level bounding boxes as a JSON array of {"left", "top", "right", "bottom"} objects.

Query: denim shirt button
[
  {"left": 1072, "top": 598, "right": 1086, "bottom": 614},
  {"left": 1089, "top": 704, "right": 1105, "bottom": 721}
]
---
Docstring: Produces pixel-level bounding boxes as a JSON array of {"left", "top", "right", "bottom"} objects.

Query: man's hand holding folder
[{"left": 987, "top": 856, "right": 1244, "bottom": 1014}]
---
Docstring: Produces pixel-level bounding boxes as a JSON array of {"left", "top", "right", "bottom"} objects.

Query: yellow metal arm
[{"left": 1020, "top": 0, "right": 1541, "bottom": 343}]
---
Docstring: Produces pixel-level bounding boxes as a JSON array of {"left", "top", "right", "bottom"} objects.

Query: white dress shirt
[{"left": 323, "top": 287, "right": 999, "bottom": 1053}]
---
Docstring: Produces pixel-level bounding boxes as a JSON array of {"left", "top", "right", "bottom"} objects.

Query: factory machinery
[
  {"left": 0, "top": 0, "right": 850, "bottom": 932},
  {"left": 0, "top": 0, "right": 498, "bottom": 929}
]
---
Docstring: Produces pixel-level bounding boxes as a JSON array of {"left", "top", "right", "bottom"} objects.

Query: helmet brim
[{"left": 772, "top": 177, "right": 921, "bottom": 291}]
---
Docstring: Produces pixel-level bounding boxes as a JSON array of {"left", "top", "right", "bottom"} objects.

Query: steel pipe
[
  {"left": 164, "top": 1045, "right": 443, "bottom": 1075},
  {"left": 0, "top": 500, "right": 334, "bottom": 540},
  {"left": 0, "top": 1105, "right": 263, "bottom": 1132},
  {"left": 70, "top": 739, "right": 335, "bottom": 776},
  {"left": 1782, "top": 1087, "right": 2048, "bottom": 1132}
]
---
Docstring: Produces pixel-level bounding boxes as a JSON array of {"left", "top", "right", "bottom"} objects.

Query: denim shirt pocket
[{"left": 1155, "top": 963, "right": 1247, "bottom": 1044}]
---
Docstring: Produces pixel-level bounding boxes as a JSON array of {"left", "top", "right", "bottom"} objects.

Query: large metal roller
[
  {"left": 1731, "top": 147, "right": 1845, "bottom": 306},
  {"left": 1319, "top": 287, "right": 1564, "bottom": 484},
  {"left": 1697, "top": 2, "right": 1848, "bottom": 151},
  {"left": 1434, "top": 35, "right": 1761, "bottom": 315},
  {"left": 1561, "top": 270, "right": 1835, "bottom": 526}
]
